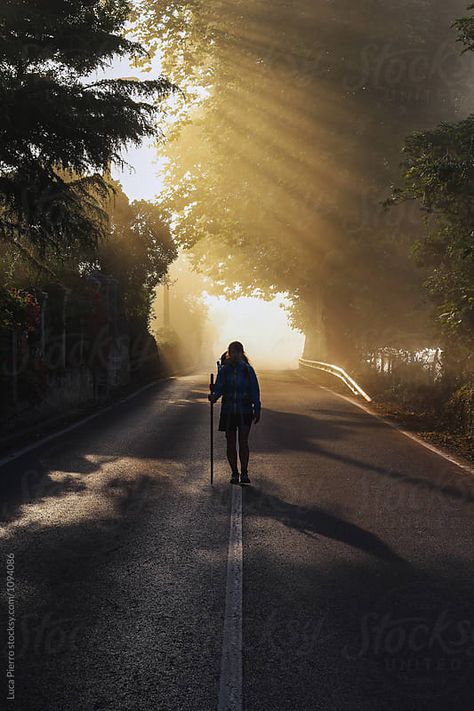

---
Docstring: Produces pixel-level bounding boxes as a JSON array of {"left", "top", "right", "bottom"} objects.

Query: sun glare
[{"left": 202, "top": 292, "right": 305, "bottom": 370}]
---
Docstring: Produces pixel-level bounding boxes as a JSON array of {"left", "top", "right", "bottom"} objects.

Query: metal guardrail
[{"left": 299, "top": 358, "right": 372, "bottom": 402}]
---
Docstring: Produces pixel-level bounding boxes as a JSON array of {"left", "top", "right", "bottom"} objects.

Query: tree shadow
[
  {"left": 0, "top": 381, "right": 209, "bottom": 524},
  {"left": 0, "top": 469, "right": 231, "bottom": 710},
  {"left": 243, "top": 552, "right": 474, "bottom": 711},
  {"left": 255, "top": 407, "right": 474, "bottom": 505}
]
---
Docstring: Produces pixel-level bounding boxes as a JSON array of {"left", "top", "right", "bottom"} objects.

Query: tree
[
  {"left": 387, "top": 4, "right": 474, "bottom": 373},
  {"left": 0, "top": 0, "right": 175, "bottom": 261},
  {"left": 133, "top": 0, "right": 469, "bottom": 365},
  {"left": 99, "top": 184, "right": 178, "bottom": 334}
]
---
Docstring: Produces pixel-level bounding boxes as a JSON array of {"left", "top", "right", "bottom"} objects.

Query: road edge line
[
  {"left": 0, "top": 377, "right": 174, "bottom": 469},
  {"left": 295, "top": 370, "right": 474, "bottom": 476},
  {"left": 218, "top": 484, "right": 243, "bottom": 711}
]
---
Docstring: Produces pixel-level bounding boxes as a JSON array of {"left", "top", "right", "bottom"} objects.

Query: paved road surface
[{"left": 0, "top": 370, "right": 473, "bottom": 710}]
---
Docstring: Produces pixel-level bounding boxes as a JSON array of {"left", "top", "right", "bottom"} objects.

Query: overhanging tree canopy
[
  {"left": 0, "top": 0, "right": 175, "bottom": 258},
  {"left": 386, "top": 3, "right": 474, "bottom": 369},
  {"left": 132, "top": 0, "right": 470, "bottom": 363}
]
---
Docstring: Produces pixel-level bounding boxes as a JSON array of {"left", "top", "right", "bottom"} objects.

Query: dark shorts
[{"left": 218, "top": 410, "right": 253, "bottom": 432}]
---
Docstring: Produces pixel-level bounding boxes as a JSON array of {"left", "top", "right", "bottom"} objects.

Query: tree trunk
[{"left": 302, "top": 283, "right": 327, "bottom": 362}]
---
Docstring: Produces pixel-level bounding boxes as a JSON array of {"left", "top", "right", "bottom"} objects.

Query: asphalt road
[{"left": 0, "top": 369, "right": 473, "bottom": 710}]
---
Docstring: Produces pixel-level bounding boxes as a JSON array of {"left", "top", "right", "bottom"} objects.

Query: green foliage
[
  {"left": 0, "top": 0, "right": 175, "bottom": 258},
  {"left": 446, "top": 380, "right": 474, "bottom": 434},
  {"left": 0, "top": 288, "right": 40, "bottom": 331},
  {"left": 133, "top": 0, "right": 467, "bottom": 361},
  {"left": 99, "top": 184, "right": 178, "bottom": 331},
  {"left": 452, "top": 3, "right": 474, "bottom": 53},
  {"left": 387, "top": 5, "right": 474, "bottom": 367}
]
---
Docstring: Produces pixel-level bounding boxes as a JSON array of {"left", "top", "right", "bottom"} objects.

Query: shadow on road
[
  {"left": 243, "top": 549, "right": 474, "bottom": 711},
  {"left": 244, "top": 487, "right": 406, "bottom": 564},
  {"left": 256, "top": 406, "right": 474, "bottom": 505},
  {"left": 0, "top": 380, "right": 209, "bottom": 524}
]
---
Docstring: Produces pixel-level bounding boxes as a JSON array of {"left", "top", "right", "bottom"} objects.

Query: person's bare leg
[
  {"left": 225, "top": 429, "right": 238, "bottom": 475},
  {"left": 238, "top": 425, "right": 250, "bottom": 475}
]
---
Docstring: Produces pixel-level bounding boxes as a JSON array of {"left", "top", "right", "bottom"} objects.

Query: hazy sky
[{"left": 94, "top": 53, "right": 166, "bottom": 200}]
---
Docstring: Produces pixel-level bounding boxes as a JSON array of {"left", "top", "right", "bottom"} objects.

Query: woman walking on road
[{"left": 208, "top": 341, "right": 261, "bottom": 485}]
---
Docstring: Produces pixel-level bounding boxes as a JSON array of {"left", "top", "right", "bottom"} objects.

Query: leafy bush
[{"left": 445, "top": 382, "right": 474, "bottom": 435}]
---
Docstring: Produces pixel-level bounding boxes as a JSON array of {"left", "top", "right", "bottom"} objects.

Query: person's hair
[{"left": 221, "top": 341, "right": 250, "bottom": 364}]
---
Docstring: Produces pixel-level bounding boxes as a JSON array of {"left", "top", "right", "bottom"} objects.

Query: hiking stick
[{"left": 210, "top": 372, "right": 214, "bottom": 486}]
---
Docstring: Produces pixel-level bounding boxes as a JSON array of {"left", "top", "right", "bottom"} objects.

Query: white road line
[
  {"left": 218, "top": 484, "right": 243, "bottom": 711},
  {"left": 321, "top": 385, "right": 474, "bottom": 475},
  {"left": 296, "top": 370, "right": 474, "bottom": 476},
  {"left": 0, "top": 378, "right": 174, "bottom": 469}
]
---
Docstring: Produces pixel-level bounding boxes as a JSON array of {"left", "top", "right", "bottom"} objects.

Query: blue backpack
[{"left": 219, "top": 359, "right": 252, "bottom": 405}]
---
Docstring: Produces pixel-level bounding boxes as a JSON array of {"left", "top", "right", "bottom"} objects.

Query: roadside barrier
[{"left": 299, "top": 358, "right": 372, "bottom": 402}]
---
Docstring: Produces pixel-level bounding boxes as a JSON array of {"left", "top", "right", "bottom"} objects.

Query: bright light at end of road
[{"left": 203, "top": 293, "right": 305, "bottom": 370}]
